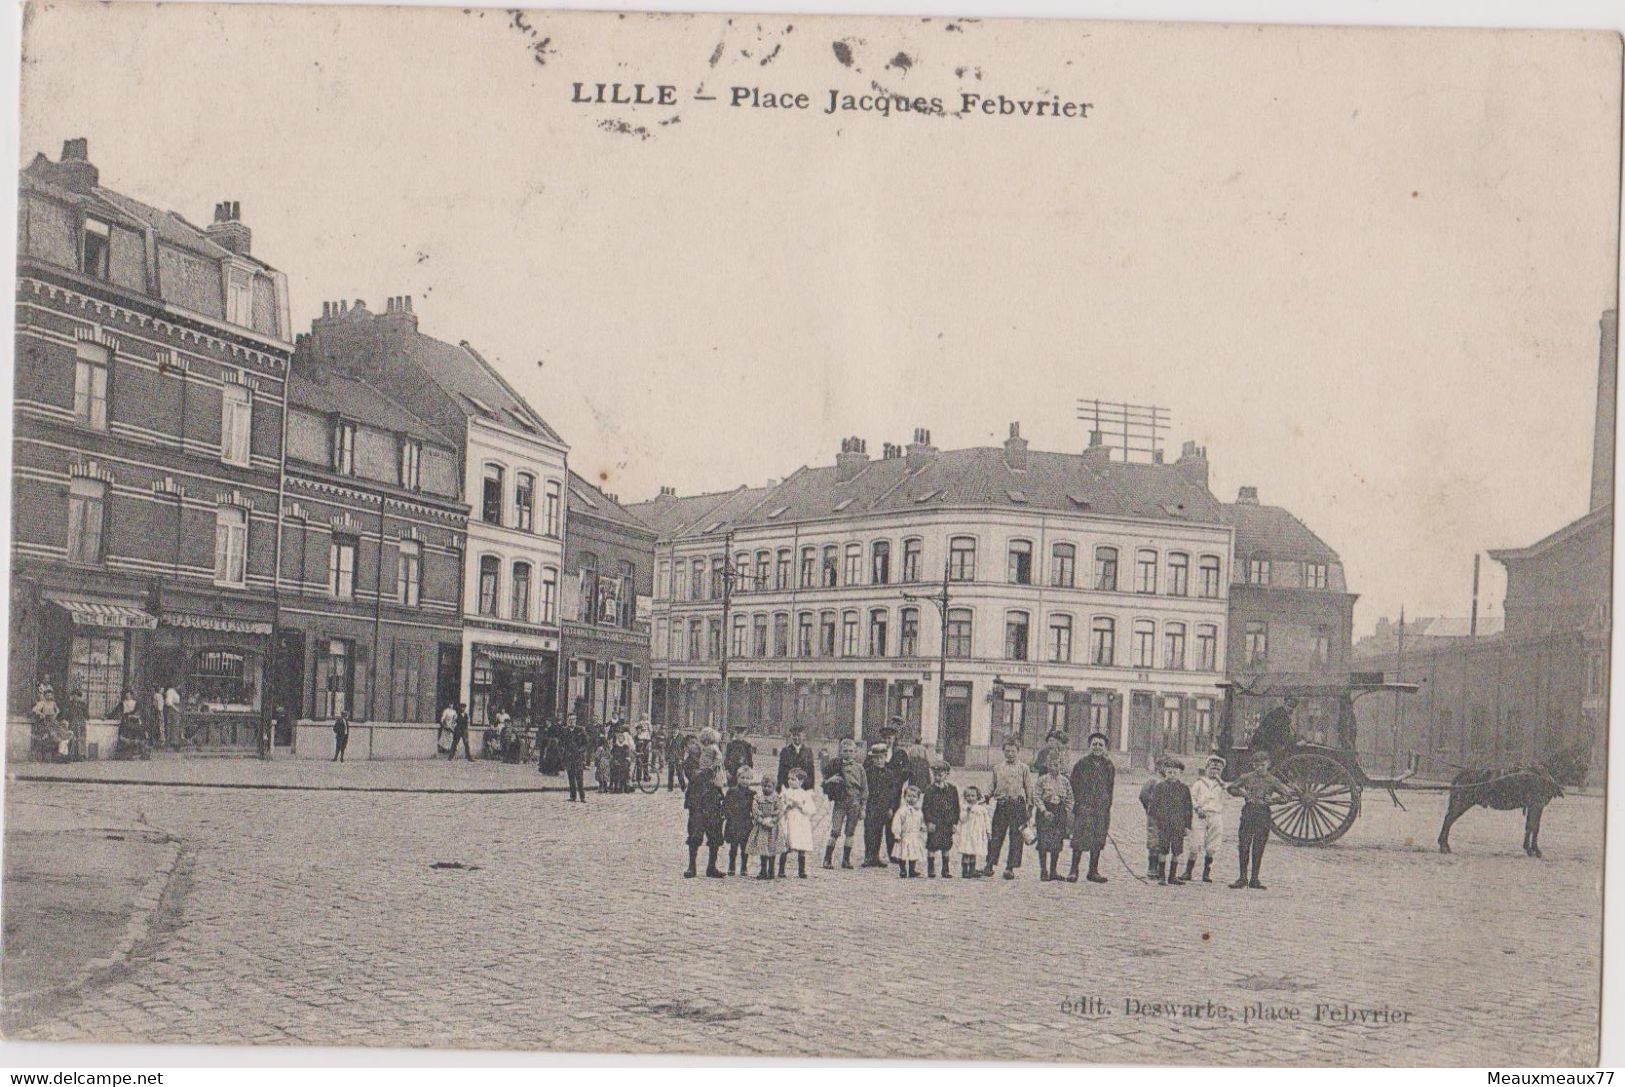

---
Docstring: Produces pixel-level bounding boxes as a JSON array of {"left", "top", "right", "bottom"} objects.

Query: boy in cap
[
  {"left": 862, "top": 741, "right": 895, "bottom": 867},
  {"left": 822, "top": 737, "right": 867, "bottom": 869},
  {"left": 683, "top": 763, "right": 726, "bottom": 879},
  {"left": 723, "top": 766, "right": 758, "bottom": 875},
  {"left": 1228, "top": 750, "right": 1288, "bottom": 889},
  {"left": 1182, "top": 754, "right": 1228, "bottom": 883},
  {"left": 1144, "top": 757, "right": 1193, "bottom": 885},
  {"left": 921, "top": 759, "right": 961, "bottom": 878}
]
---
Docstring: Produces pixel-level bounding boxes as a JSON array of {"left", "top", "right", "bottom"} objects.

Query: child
[
  {"left": 1145, "top": 757, "right": 1194, "bottom": 886},
  {"left": 1034, "top": 750, "right": 1074, "bottom": 882},
  {"left": 609, "top": 730, "right": 633, "bottom": 793},
  {"left": 684, "top": 765, "right": 726, "bottom": 879},
  {"left": 1228, "top": 751, "right": 1288, "bottom": 890},
  {"left": 748, "top": 774, "right": 784, "bottom": 880},
  {"left": 956, "top": 786, "right": 992, "bottom": 878},
  {"left": 889, "top": 784, "right": 927, "bottom": 878},
  {"left": 723, "top": 767, "right": 757, "bottom": 876},
  {"left": 779, "top": 767, "right": 817, "bottom": 878},
  {"left": 1183, "top": 754, "right": 1227, "bottom": 882},
  {"left": 594, "top": 742, "right": 611, "bottom": 793},
  {"left": 921, "top": 760, "right": 961, "bottom": 878}
]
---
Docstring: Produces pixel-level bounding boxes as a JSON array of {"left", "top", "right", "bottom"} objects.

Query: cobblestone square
[{"left": 1, "top": 761, "right": 1604, "bottom": 1065}]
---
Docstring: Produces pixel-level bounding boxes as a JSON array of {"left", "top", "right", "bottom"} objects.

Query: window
[
  {"left": 1088, "top": 693, "right": 1112, "bottom": 739},
  {"left": 819, "top": 611, "right": 837, "bottom": 656},
  {"left": 226, "top": 268, "right": 253, "bottom": 327},
  {"left": 841, "top": 611, "right": 860, "bottom": 656},
  {"left": 221, "top": 385, "right": 252, "bottom": 466},
  {"left": 731, "top": 615, "right": 748, "bottom": 657},
  {"left": 325, "top": 535, "right": 355, "bottom": 598},
  {"left": 540, "top": 567, "right": 558, "bottom": 623},
  {"left": 753, "top": 614, "right": 769, "bottom": 657},
  {"left": 948, "top": 537, "right": 977, "bottom": 581},
  {"left": 1051, "top": 543, "right": 1076, "bottom": 588},
  {"left": 1005, "top": 611, "right": 1030, "bottom": 660},
  {"left": 1245, "top": 621, "right": 1269, "bottom": 665},
  {"left": 1248, "top": 555, "right": 1271, "bottom": 585},
  {"left": 332, "top": 420, "right": 356, "bottom": 475},
  {"left": 481, "top": 464, "right": 504, "bottom": 525},
  {"left": 800, "top": 547, "right": 816, "bottom": 588},
  {"left": 711, "top": 557, "right": 726, "bottom": 599},
  {"left": 1008, "top": 540, "right": 1033, "bottom": 585},
  {"left": 1192, "top": 699, "right": 1215, "bottom": 751},
  {"left": 755, "top": 550, "right": 772, "bottom": 591},
  {"left": 1046, "top": 690, "right": 1069, "bottom": 737},
  {"left": 946, "top": 608, "right": 974, "bottom": 659},
  {"left": 902, "top": 538, "right": 923, "bottom": 583},
  {"left": 1090, "top": 617, "right": 1116, "bottom": 666},
  {"left": 1199, "top": 556, "right": 1222, "bottom": 598},
  {"left": 1048, "top": 614, "right": 1073, "bottom": 663},
  {"left": 73, "top": 342, "right": 108, "bottom": 430},
  {"left": 776, "top": 549, "right": 792, "bottom": 590},
  {"left": 708, "top": 618, "right": 722, "bottom": 659},
  {"left": 193, "top": 648, "right": 262, "bottom": 713},
  {"left": 869, "top": 609, "right": 889, "bottom": 657},
  {"left": 511, "top": 562, "right": 532, "bottom": 622},
  {"left": 66, "top": 477, "right": 106, "bottom": 564},
  {"left": 80, "top": 218, "right": 111, "bottom": 278},
  {"left": 735, "top": 552, "right": 750, "bottom": 593},
  {"left": 673, "top": 561, "right": 689, "bottom": 602},
  {"left": 797, "top": 612, "right": 814, "bottom": 657},
  {"left": 843, "top": 544, "right": 862, "bottom": 585},
  {"left": 1164, "top": 622, "right": 1187, "bottom": 670},
  {"left": 390, "top": 644, "right": 423, "bottom": 722},
  {"left": 1135, "top": 549, "right": 1158, "bottom": 593},
  {"left": 478, "top": 556, "right": 500, "bottom": 616},
  {"left": 216, "top": 507, "right": 249, "bottom": 587},
  {"left": 1161, "top": 697, "right": 1184, "bottom": 752},
  {"left": 1305, "top": 562, "right": 1329, "bottom": 589},
  {"left": 692, "top": 558, "right": 707, "bottom": 602},
  {"left": 1311, "top": 627, "right": 1332, "bottom": 667},
  {"left": 69, "top": 632, "right": 124, "bottom": 718},
  {"left": 1094, "top": 546, "right": 1119, "bottom": 591},
  {"left": 994, "top": 686, "right": 1026, "bottom": 744},
  {"left": 822, "top": 546, "right": 839, "bottom": 587},
  {"left": 399, "top": 438, "right": 421, "bottom": 490},
  {"left": 900, "top": 607, "right": 920, "bottom": 657},
  {"left": 1196, "top": 624, "right": 1218, "bottom": 671},
  {"left": 871, "top": 541, "right": 891, "bottom": 585},
  {"left": 688, "top": 619, "right": 704, "bottom": 662},
  {"left": 543, "top": 480, "right": 562, "bottom": 536},
  {"left": 655, "top": 560, "right": 669, "bottom": 601},
  {"left": 514, "top": 473, "right": 535, "bottom": 532},
  {"left": 1133, "top": 620, "right": 1156, "bottom": 668},
  {"left": 397, "top": 540, "right": 421, "bottom": 605},
  {"left": 1166, "top": 552, "right": 1189, "bottom": 597},
  {"left": 315, "top": 640, "right": 351, "bottom": 717},
  {"left": 774, "top": 613, "right": 790, "bottom": 657}
]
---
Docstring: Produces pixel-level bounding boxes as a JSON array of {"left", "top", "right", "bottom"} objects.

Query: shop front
[
  {"left": 149, "top": 588, "right": 276, "bottom": 750},
  {"left": 28, "top": 588, "right": 157, "bottom": 758},
  {"left": 469, "top": 642, "right": 558, "bottom": 728}
]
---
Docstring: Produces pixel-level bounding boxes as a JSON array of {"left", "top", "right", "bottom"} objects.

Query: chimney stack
[
  {"left": 1174, "top": 440, "right": 1209, "bottom": 489},
  {"left": 32, "top": 137, "right": 100, "bottom": 192},
  {"left": 1236, "top": 486, "right": 1260, "bottom": 505},
  {"left": 205, "top": 200, "right": 251, "bottom": 256},
  {"left": 657, "top": 485, "right": 677, "bottom": 498},
  {"left": 379, "top": 295, "right": 420, "bottom": 332},
  {"left": 905, "top": 427, "right": 937, "bottom": 468},
  {"left": 836, "top": 436, "right": 870, "bottom": 483},
  {"left": 1004, "top": 422, "right": 1029, "bottom": 470}
]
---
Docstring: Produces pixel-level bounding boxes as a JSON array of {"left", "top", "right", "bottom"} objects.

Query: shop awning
[
  {"left": 478, "top": 646, "right": 557, "bottom": 670},
  {"left": 44, "top": 593, "right": 158, "bottom": 630}
]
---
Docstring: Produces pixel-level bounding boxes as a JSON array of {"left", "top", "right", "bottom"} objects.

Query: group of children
[{"left": 1138, "top": 749, "right": 1287, "bottom": 889}]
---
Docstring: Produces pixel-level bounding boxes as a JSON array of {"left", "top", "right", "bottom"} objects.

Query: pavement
[{"left": 0, "top": 757, "right": 1603, "bottom": 1065}]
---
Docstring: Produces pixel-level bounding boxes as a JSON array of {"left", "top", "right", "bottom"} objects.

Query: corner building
[{"left": 633, "top": 427, "right": 1233, "bottom": 768}]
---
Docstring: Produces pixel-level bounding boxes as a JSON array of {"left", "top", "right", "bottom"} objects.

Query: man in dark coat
[
  {"left": 776, "top": 724, "right": 817, "bottom": 791},
  {"left": 861, "top": 742, "right": 894, "bottom": 867},
  {"left": 1068, "top": 732, "right": 1116, "bottom": 883},
  {"left": 724, "top": 732, "right": 755, "bottom": 786},
  {"left": 447, "top": 703, "right": 473, "bottom": 761},
  {"left": 1250, "top": 698, "right": 1298, "bottom": 762},
  {"left": 560, "top": 715, "right": 591, "bottom": 802}
]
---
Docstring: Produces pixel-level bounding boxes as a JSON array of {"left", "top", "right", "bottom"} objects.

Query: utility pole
[
  {"left": 903, "top": 555, "right": 953, "bottom": 756},
  {"left": 1470, "top": 553, "right": 1481, "bottom": 638},
  {"left": 1394, "top": 606, "right": 1406, "bottom": 776},
  {"left": 718, "top": 529, "right": 737, "bottom": 733}
]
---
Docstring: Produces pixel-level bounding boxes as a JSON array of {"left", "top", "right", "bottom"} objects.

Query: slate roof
[
  {"left": 1221, "top": 500, "right": 1341, "bottom": 564},
  {"left": 625, "top": 486, "right": 776, "bottom": 541},
  {"left": 378, "top": 323, "right": 563, "bottom": 445},
  {"left": 567, "top": 470, "right": 654, "bottom": 537},
  {"left": 286, "top": 367, "right": 450, "bottom": 451},
  {"left": 1488, "top": 503, "right": 1613, "bottom": 563}
]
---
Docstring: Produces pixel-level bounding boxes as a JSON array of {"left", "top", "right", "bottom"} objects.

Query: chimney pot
[
  {"left": 61, "top": 138, "right": 88, "bottom": 161},
  {"left": 1237, "top": 486, "right": 1259, "bottom": 504}
]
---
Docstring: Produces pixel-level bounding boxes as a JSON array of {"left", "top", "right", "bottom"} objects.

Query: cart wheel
[{"left": 1269, "top": 752, "right": 1361, "bottom": 846}]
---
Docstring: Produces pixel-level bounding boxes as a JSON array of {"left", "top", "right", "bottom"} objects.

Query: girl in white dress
[
  {"left": 956, "top": 786, "right": 993, "bottom": 879},
  {"left": 890, "top": 784, "right": 928, "bottom": 878},
  {"left": 778, "top": 767, "right": 818, "bottom": 878}
]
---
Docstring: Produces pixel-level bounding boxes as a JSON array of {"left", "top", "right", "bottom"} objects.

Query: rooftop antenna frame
[{"left": 1075, "top": 399, "right": 1170, "bottom": 464}]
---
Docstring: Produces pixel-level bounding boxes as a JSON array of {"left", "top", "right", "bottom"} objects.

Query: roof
[
  {"left": 374, "top": 323, "right": 563, "bottom": 444},
  {"left": 286, "top": 366, "right": 449, "bottom": 450},
  {"left": 1221, "top": 500, "right": 1341, "bottom": 564},
  {"left": 625, "top": 485, "right": 776, "bottom": 541},
  {"left": 567, "top": 470, "right": 654, "bottom": 536},
  {"left": 1488, "top": 503, "right": 1613, "bottom": 564}
]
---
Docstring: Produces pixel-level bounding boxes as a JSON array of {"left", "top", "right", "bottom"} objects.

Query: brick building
[
  {"left": 275, "top": 320, "right": 467, "bottom": 748},
  {"left": 296, "top": 298, "right": 568, "bottom": 731},
  {"left": 559, "top": 471, "right": 654, "bottom": 728},
  {"left": 632, "top": 427, "right": 1234, "bottom": 769},
  {"left": 12, "top": 140, "right": 293, "bottom": 753}
]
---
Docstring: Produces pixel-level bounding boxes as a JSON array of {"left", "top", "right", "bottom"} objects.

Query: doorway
[
  {"left": 271, "top": 630, "right": 305, "bottom": 744},
  {"left": 1129, "top": 690, "right": 1156, "bottom": 771},
  {"left": 942, "top": 682, "right": 972, "bottom": 767}
]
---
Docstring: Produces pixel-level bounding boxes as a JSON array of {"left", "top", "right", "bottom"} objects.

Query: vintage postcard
[{"left": 2, "top": 2, "right": 1618, "bottom": 1069}]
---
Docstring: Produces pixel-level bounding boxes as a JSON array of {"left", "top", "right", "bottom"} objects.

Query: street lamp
[
  {"left": 717, "top": 529, "right": 747, "bottom": 734},
  {"left": 902, "top": 555, "right": 953, "bottom": 756}
]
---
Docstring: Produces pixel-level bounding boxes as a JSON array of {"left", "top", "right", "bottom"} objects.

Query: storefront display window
[
  {"left": 190, "top": 648, "right": 261, "bottom": 713},
  {"left": 70, "top": 632, "right": 125, "bottom": 718}
]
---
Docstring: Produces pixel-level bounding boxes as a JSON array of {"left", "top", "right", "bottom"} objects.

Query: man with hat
[
  {"left": 724, "top": 730, "right": 756, "bottom": 787},
  {"left": 1182, "top": 754, "right": 1228, "bottom": 882},
  {"left": 861, "top": 740, "right": 895, "bottom": 867},
  {"left": 776, "top": 723, "right": 817, "bottom": 792},
  {"left": 1067, "top": 732, "right": 1116, "bottom": 883}
]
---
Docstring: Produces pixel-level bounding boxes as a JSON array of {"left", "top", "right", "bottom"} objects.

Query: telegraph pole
[
  {"left": 718, "top": 529, "right": 736, "bottom": 733},
  {"left": 903, "top": 556, "right": 953, "bottom": 756}
]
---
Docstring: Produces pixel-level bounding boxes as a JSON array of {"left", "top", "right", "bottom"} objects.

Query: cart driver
[{"left": 1250, "top": 697, "right": 1298, "bottom": 760}]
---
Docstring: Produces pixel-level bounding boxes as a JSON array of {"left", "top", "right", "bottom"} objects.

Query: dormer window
[
  {"left": 331, "top": 419, "right": 356, "bottom": 475},
  {"left": 399, "top": 438, "right": 421, "bottom": 490},
  {"left": 225, "top": 267, "right": 253, "bottom": 327},
  {"left": 80, "top": 218, "right": 110, "bottom": 279}
]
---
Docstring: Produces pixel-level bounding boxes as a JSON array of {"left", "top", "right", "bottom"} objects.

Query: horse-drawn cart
[{"left": 1217, "top": 673, "right": 1431, "bottom": 846}]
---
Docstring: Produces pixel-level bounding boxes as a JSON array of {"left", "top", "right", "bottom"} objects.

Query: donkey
[{"left": 1436, "top": 745, "right": 1586, "bottom": 856}]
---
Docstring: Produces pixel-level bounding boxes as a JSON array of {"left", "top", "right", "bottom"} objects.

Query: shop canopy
[
  {"left": 479, "top": 646, "right": 556, "bottom": 670},
  {"left": 45, "top": 592, "right": 157, "bottom": 630}
]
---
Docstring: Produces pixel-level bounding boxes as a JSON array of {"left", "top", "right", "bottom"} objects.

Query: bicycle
[{"left": 635, "top": 744, "right": 665, "bottom": 794}]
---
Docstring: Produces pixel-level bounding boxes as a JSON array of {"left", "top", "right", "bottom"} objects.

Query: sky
[{"left": 16, "top": 4, "right": 1622, "bottom": 637}]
